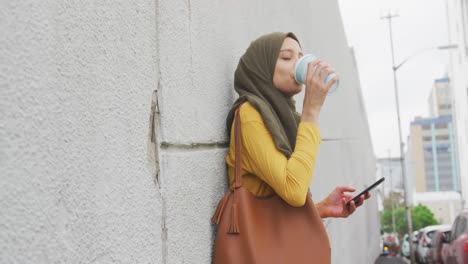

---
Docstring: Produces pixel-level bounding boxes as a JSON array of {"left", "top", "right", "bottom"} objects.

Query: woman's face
[{"left": 273, "top": 37, "right": 303, "bottom": 97}]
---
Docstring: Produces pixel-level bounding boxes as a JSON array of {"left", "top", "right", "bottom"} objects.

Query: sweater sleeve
[{"left": 239, "top": 105, "right": 322, "bottom": 207}]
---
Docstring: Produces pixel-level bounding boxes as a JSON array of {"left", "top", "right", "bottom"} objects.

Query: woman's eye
[{"left": 282, "top": 57, "right": 291, "bottom": 61}]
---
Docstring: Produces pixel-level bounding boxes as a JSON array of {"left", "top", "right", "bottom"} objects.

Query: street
[{"left": 374, "top": 255, "right": 410, "bottom": 264}]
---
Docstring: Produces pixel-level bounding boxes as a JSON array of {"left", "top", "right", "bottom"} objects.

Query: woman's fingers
[
  {"left": 355, "top": 195, "right": 365, "bottom": 207},
  {"left": 318, "top": 65, "right": 333, "bottom": 83},
  {"left": 304, "top": 58, "right": 339, "bottom": 95},
  {"left": 306, "top": 60, "right": 321, "bottom": 84},
  {"left": 347, "top": 199, "right": 357, "bottom": 215},
  {"left": 305, "top": 60, "right": 337, "bottom": 95},
  {"left": 325, "top": 74, "right": 339, "bottom": 90},
  {"left": 336, "top": 186, "right": 356, "bottom": 193}
]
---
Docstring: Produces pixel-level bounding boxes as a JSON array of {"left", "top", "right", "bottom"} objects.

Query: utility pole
[
  {"left": 381, "top": 11, "right": 415, "bottom": 264},
  {"left": 388, "top": 150, "right": 396, "bottom": 235}
]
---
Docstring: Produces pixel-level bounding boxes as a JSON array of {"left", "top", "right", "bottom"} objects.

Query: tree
[
  {"left": 380, "top": 203, "right": 439, "bottom": 237},
  {"left": 380, "top": 191, "right": 405, "bottom": 234},
  {"left": 411, "top": 204, "right": 439, "bottom": 231}
]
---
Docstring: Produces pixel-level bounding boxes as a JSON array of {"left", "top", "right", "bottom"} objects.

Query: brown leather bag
[{"left": 211, "top": 106, "right": 331, "bottom": 264}]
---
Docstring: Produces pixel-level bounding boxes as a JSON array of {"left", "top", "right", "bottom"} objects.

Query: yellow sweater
[{"left": 226, "top": 102, "right": 322, "bottom": 207}]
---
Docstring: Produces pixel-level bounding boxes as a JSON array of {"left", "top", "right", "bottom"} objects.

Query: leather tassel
[
  {"left": 228, "top": 203, "right": 240, "bottom": 234},
  {"left": 211, "top": 193, "right": 230, "bottom": 224}
]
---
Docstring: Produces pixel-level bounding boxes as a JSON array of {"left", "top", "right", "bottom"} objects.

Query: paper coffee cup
[{"left": 294, "top": 54, "right": 339, "bottom": 94}]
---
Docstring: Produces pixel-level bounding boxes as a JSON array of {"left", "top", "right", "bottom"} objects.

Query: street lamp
[
  {"left": 394, "top": 44, "right": 459, "bottom": 71},
  {"left": 381, "top": 12, "right": 458, "bottom": 264}
]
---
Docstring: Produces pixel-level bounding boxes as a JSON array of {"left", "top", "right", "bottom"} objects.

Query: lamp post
[
  {"left": 388, "top": 149, "right": 396, "bottom": 235},
  {"left": 381, "top": 12, "right": 458, "bottom": 264}
]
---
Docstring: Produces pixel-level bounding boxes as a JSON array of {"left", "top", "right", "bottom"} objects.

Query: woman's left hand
[{"left": 317, "top": 186, "right": 371, "bottom": 218}]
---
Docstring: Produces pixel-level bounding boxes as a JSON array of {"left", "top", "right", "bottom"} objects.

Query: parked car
[
  {"left": 401, "top": 234, "right": 411, "bottom": 258},
  {"left": 441, "top": 210, "right": 468, "bottom": 264},
  {"left": 425, "top": 226, "right": 451, "bottom": 264},
  {"left": 415, "top": 225, "right": 451, "bottom": 264},
  {"left": 413, "top": 230, "right": 422, "bottom": 260},
  {"left": 399, "top": 231, "right": 421, "bottom": 260}
]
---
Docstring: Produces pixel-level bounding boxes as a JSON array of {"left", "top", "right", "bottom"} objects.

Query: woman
[
  {"left": 226, "top": 32, "right": 369, "bottom": 218},
  {"left": 213, "top": 32, "right": 371, "bottom": 263}
]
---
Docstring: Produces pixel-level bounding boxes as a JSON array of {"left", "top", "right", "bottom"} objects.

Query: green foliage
[
  {"left": 380, "top": 198, "right": 439, "bottom": 237},
  {"left": 411, "top": 204, "right": 439, "bottom": 230}
]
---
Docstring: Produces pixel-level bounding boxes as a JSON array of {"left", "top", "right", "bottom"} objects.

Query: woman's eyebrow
[{"left": 280, "top": 49, "right": 303, "bottom": 56}]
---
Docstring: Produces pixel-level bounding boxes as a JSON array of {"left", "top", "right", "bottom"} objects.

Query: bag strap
[{"left": 233, "top": 106, "right": 243, "bottom": 188}]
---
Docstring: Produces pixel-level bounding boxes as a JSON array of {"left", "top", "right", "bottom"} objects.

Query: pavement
[{"left": 374, "top": 255, "right": 411, "bottom": 264}]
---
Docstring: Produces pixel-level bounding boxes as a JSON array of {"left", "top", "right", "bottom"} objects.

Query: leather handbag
[{"left": 211, "top": 105, "right": 331, "bottom": 264}]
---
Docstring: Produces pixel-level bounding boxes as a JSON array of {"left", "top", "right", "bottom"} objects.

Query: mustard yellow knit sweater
[{"left": 226, "top": 102, "right": 322, "bottom": 207}]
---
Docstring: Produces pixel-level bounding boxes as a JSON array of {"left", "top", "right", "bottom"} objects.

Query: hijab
[{"left": 226, "top": 32, "right": 301, "bottom": 158}]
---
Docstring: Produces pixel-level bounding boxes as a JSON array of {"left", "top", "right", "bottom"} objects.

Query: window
[
  {"left": 464, "top": 216, "right": 468, "bottom": 233},
  {"left": 436, "top": 123, "right": 448, "bottom": 129},
  {"left": 444, "top": 230, "right": 451, "bottom": 242},
  {"left": 436, "top": 135, "right": 450, "bottom": 141},
  {"left": 439, "top": 104, "right": 452, "bottom": 110},
  {"left": 455, "top": 216, "right": 467, "bottom": 239},
  {"left": 423, "top": 136, "right": 432, "bottom": 141},
  {"left": 427, "top": 231, "right": 436, "bottom": 239}
]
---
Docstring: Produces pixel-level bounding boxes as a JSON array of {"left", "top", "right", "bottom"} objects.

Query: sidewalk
[{"left": 374, "top": 255, "right": 410, "bottom": 264}]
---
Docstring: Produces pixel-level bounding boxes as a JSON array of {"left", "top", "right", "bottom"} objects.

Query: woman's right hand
[{"left": 300, "top": 60, "right": 338, "bottom": 123}]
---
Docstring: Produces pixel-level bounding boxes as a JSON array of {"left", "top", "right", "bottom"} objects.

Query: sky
[{"left": 338, "top": 0, "right": 453, "bottom": 159}]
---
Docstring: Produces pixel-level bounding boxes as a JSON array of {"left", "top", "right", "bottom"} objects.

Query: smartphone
[{"left": 346, "top": 177, "right": 385, "bottom": 207}]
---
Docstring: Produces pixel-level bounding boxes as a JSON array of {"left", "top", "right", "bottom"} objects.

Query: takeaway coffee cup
[{"left": 294, "top": 54, "right": 339, "bottom": 94}]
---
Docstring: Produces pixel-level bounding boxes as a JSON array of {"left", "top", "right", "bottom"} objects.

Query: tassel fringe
[
  {"left": 211, "top": 193, "right": 230, "bottom": 224},
  {"left": 211, "top": 188, "right": 240, "bottom": 234},
  {"left": 228, "top": 203, "right": 240, "bottom": 234}
]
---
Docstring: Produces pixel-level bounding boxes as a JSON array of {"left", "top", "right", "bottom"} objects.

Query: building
[
  {"left": 428, "top": 77, "right": 452, "bottom": 118},
  {"left": 446, "top": 0, "right": 468, "bottom": 209},
  {"left": 408, "top": 116, "right": 458, "bottom": 193},
  {"left": 407, "top": 78, "right": 458, "bottom": 193},
  {"left": 377, "top": 157, "right": 403, "bottom": 195}
]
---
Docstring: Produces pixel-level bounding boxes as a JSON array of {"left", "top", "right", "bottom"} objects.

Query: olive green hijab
[{"left": 227, "top": 32, "right": 301, "bottom": 158}]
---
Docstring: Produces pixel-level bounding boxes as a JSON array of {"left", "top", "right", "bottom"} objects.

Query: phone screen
[{"left": 346, "top": 177, "right": 385, "bottom": 206}]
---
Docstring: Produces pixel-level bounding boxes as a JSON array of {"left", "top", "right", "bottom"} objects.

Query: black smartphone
[{"left": 346, "top": 177, "right": 385, "bottom": 207}]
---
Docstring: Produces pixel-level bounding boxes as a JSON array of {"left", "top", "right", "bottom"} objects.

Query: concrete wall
[
  {"left": 447, "top": 0, "right": 468, "bottom": 209},
  {"left": 1, "top": 0, "right": 380, "bottom": 263},
  {"left": 1, "top": 1, "right": 162, "bottom": 263}
]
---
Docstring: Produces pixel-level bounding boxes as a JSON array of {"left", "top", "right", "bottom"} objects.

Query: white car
[
  {"left": 401, "top": 234, "right": 410, "bottom": 258},
  {"left": 415, "top": 224, "right": 451, "bottom": 263}
]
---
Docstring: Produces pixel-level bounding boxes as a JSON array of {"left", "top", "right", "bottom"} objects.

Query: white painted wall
[
  {"left": 1, "top": 0, "right": 380, "bottom": 263},
  {"left": 446, "top": 0, "right": 468, "bottom": 209}
]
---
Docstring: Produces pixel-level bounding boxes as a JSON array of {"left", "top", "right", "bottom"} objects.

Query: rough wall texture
[
  {"left": 1, "top": 1, "right": 162, "bottom": 263},
  {"left": 1, "top": 0, "right": 380, "bottom": 263}
]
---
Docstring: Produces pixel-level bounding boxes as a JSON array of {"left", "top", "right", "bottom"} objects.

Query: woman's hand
[
  {"left": 316, "top": 186, "right": 370, "bottom": 218},
  {"left": 301, "top": 60, "right": 338, "bottom": 123}
]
